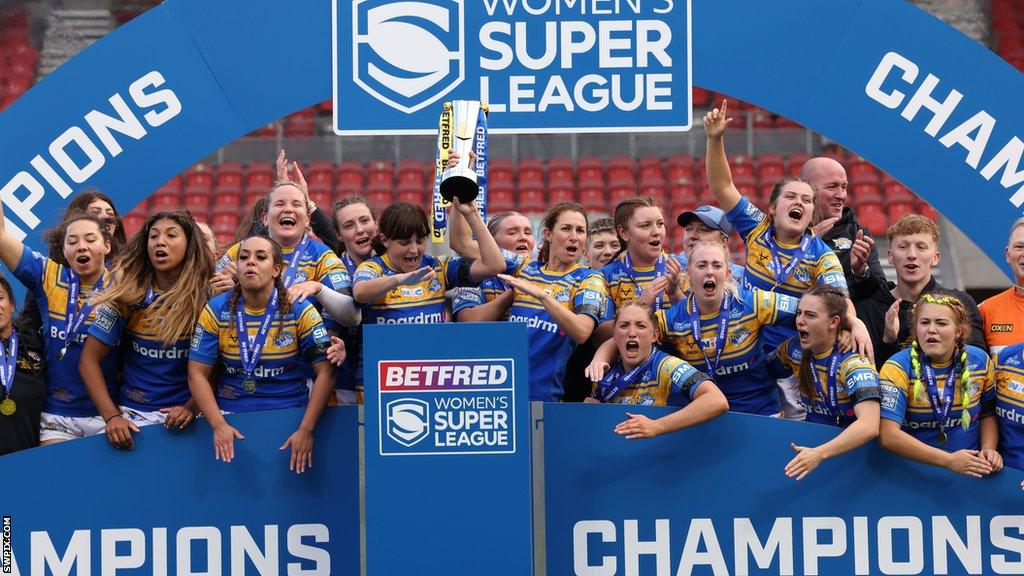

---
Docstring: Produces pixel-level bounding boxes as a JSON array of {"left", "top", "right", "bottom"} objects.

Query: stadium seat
[
  {"left": 852, "top": 183, "right": 883, "bottom": 207},
  {"left": 548, "top": 180, "right": 576, "bottom": 204},
  {"left": 774, "top": 116, "right": 803, "bottom": 129},
  {"left": 122, "top": 215, "right": 145, "bottom": 238},
  {"left": 488, "top": 182, "right": 515, "bottom": 212},
  {"left": 284, "top": 109, "right": 317, "bottom": 138},
  {"left": 692, "top": 87, "right": 709, "bottom": 108},
  {"left": 640, "top": 179, "right": 668, "bottom": 206},
  {"left": 247, "top": 122, "right": 278, "bottom": 138},
  {"left": 857, "top": 202, "right": 887, "bottom": 236},
  {"left": 548, "top": 157, "right": 574, "bottom": 182},
  {"left": 215, "top": 162, "right": 244, "bottom": 189},
  {"left": 337, "top": 161, "right": 365, "bottom": 188},
  {"left": 883, "top": 181, "right": 915, "bottom": 204},
  {"left": 308, "top": 182, "right": 334, "bottom": 207},
  {"left": 366, "top": 183, "right": 393, "bottom": 214},
  {"left": 734, "top": 175, "right": 757, "bottom": 200},
  {"left": 755, "top": 154, "right": 785, "bottom": 183},
  {"left": 214, "top": 231, "right": 234, "bottom": 249},
  {"left": 918, "top": 202, "right": 940, "bottom": 222},
  {"left": 670, "top": 185, "right": 698, "bottom": 210},
  {"left": 638, "top": 157, "right": 664, "bottom": 182},
  {"left": 518, "top": 157, "right": 544, "bottom": 185},
  {"left": 246, "top": 162, "right": 275, "bottom": 192},
  {"left": 578, "top": 157, "right": 604, "bottom": 183},
  {"left": 306, "top": 160, "right": 336, "bottom": 187},
  {"left": 242, "top": 191, "right": 263, "bottom": 212},
  {"left": 887, "top": 200, "right": 917, "bottom": 223},
  {"left": 395, "top": 182, "right": 426, "bottom": 207},
  {"left": 607, "top": 156, "right": 635, "bottom": 183},
  {"left": 785, "top": 153, "right": 811, "bottom": 176},
  {"left": 751, "top": 108, "right": 773, "bottom": 129},
  {"left": 211, "top": 212, "right": 240, "bottom": 230},
  {"left": 847, "top": 159, "right": 878, "bottom": 182},
  {"left": 579, "top": 182, "right": 607, "bottom": 214},
  {"left": 609, "top": 181, "right": 636, "bottom": 207},
  {"left": 518, "top": 182, "right": 545, "bottom": 214},
  {"left": 367, "top": 160, "right": 394, "bottom": 186},
  {"left": 150, "top": 192, "right": 179, "bottom": 212},
  {"left": 397, "top": 159, "right": 425, "bottom": 188},
  {"left": 489, "top": 158, "right": 515, "bottom": 185}
]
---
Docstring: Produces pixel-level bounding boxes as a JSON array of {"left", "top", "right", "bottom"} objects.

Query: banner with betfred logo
[
  {"left": 334, "top": 0, "right": 692, "bottom": 134},
  {"left": 362, "top": 323, "right": 532, "bottom": 575}
]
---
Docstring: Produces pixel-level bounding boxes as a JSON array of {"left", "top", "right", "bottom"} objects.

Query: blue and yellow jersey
[
  {"left": 768, "top": 338, "right": 881, "bottom": 427},
  {"left": 189, "top": 292, "right": 331, "bottom": 412},
  {"left": 450, "top": 249, "right": 528, "bottom": 319},
  {"left": 601, "top": 252, "right": 675, "bottom": 317},
  {"left": 353, "top": 253, "right": 474, "bottom": 324},
  {"left": 13, "top": 248, "right": 120, "bottom": 417},
  {"left": 593, "top": 348, "right": 709, "bottom": 406},
  {"left": 725, "top": 196, "right": 847, "bottom": 351},
  {"left": 656, "top": 288, "right": 797, "bottom": 416},
  {"left": 993, "top": 344, "right": 1024, "bottom": 470},
  {"left": 217, "top": 238, "right": 348, "bottom": 290},
  {"left": 508, "top": 261, "right": 608, "bottom": 401},
  {"left": 88, "top": 297, "right": 190, "bottom": 411},
  {"left": 880, "top": 345, "right": 995, "bottom": 451}
]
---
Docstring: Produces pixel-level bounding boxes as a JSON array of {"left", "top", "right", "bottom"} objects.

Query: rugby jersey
[
  {"left": 657, "top": 287, "right": 798, "bottom": 416},
  {"left": 993, "top": 343, "right": 1024, "bottom": 470},
  {"left": 508, "top": 261, "right": 608, "bottom": 401},
  {"left": 726, "top": 196, "right": 847, "bottom": 351},
  {"left": 592, "top": 348, "right": 708, "bottom": 406},
  {"left": 768, "top": 338, "right": 881, "bottom": 427},
  {"left": 353, "top": 253, "right": 474, "bottom": 325},
  {"left": 190, "top": 292, "right": 330, "bottom": 412},
  {"left": 217, "top": 237, "right": 347, "bottom": 289},
  {"left": 321, "top": 256, "right": 361, "bottom": 398},
  {"left": 88, "top": 295, "right": 191, "bottom": 411},
  {"left": 450, "top": 249, "right": 528, "bottom": 319},
  {"left": 880, "top": 345, "right": 995, "bottom": 451},
  {"left": 602, "top": 252, "right": 675, "bottom": 316},
  {"left": 13, "top": 248, "right": 120, "bottom": 417}
]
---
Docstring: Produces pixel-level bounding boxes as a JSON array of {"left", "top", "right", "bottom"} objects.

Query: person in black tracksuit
[
  {"left": 801, "top": 157, "right": 888, "bottom": 301},
  {"left": 854, "top": 216, "right": 985, "bottom": 371},
  {"left": 0, "top": 276, "right": 47, "bottom": 456}
]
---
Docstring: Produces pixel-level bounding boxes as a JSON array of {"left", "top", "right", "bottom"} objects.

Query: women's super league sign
[{"left": 333, "top": 0, "right": 694, "bottom": 134}]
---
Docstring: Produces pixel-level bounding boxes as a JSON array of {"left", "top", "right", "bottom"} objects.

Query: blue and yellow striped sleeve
[
  {"left": 297, "top": 302, "right": 330, "bottom": 364},
  {"left": 880, "top": 358, "right": 911, "bottom": 423},
  {"left": 188, "top": 304, "right": 222, "bottom": 366}
]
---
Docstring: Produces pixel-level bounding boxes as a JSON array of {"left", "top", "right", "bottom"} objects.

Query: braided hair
[{"left": 909, "top": 293, "right": 973, "bottom": 430}]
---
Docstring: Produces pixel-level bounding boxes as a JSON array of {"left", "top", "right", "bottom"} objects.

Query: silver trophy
[{"left": 439, "top": 100, "right": 484, "bottom": 203}]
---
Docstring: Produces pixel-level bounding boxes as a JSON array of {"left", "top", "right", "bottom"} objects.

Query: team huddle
[{"left": 0, "top": 102, "right": 1022, "bottom": 484}]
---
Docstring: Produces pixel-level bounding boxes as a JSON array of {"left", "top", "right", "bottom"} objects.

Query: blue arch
[{"left": 0, "top": 0, "right": 1019, "bottom": 272}]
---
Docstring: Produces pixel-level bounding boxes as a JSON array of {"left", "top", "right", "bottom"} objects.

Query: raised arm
[
  {"left": 0, "top": 194, "right": 26, "bottom": 270},
  {"left": 315, "top": 284, "right": 362, "bottom": 328},
  {"left": 454, "top": 199, "right": 505, "bottom": 281},
  {"left": 703, "top": 100, "right": 742, "bottom": 212},
  {"left": 499, "top": 274, "right": 596, "bottom": 344},
  {"left": 352, "top": 266, "right": 435, "bottom": 306}
]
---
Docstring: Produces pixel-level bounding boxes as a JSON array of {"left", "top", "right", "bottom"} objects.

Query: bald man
[{"left": 801, "top": 157, "right": 887, "bottom": 300}]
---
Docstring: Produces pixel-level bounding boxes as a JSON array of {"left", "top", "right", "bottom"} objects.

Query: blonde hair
[{"left": 908, "top": 293, "right": 973, "bottom": 430}]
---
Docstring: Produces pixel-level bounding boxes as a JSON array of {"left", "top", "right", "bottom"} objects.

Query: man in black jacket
[
  {"left": 854, "top": 215, "right": 985, "bottom": 370},
  {"left": 800, "top": 157, "right": 888, "bottom": 300}
]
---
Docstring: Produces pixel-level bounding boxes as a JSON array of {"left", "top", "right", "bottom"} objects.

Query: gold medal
[
  {"left": 243, "top": 378, "right": 257, "bottom": 394},
  {"left": 0, "top": 398, "right": 16, "bottom": 416}
]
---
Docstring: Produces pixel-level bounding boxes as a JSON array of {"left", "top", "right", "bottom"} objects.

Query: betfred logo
[{"left": 377, "top": 358, "right": 516, "bottom": 456}]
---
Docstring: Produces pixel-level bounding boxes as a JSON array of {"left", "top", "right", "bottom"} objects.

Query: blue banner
[
  {"left": 542, "top": 403, "right": 1024, "bottom": 576},
  {"left": 0, "top": 407, "right": 359, "bottom": 575},
  {"left": 334, "top": 0, "right": 693, "bottom": 134},
  {"left": 362, "top": 323, "right": 533, "bottom": 575}
]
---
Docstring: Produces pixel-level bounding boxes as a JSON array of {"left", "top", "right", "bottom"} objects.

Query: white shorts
[
  {"left": 121, "top": 406, "right": 168, "bottom": 427},
  {"left": 776, "top": 375, "right": 806, "bottom": 421},
  {"left": 336, "top": 389, "right": 358, "bottom": 405},
  {"left": 40, "top": 412, "right": 106, "bottom": 442}
]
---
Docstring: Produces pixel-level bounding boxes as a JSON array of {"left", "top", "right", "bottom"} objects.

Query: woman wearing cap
[{"left": 675, "top": 205, "right": 745, "bottom": 283}]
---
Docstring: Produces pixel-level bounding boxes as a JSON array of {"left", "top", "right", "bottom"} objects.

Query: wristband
[{"left": 105, "top": 413, "right": 123, "bottom": 424}]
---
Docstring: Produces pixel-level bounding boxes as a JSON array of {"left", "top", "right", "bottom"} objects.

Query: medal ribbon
[
  {"left": 61, "top": 270, "right": 103, "bottom": 358},
  {"left": 282, "top": 235, "right": 310, "bottom": 288},
  {"left": 922, "top": 361, "right": 957, "bottom": 438},
  {"left": 765, "top": 228, "right": 811, "bottom": 289},
  {"left": 235, "top": 290, "right": 280, "bottom": 382},
  {"left": 0, "top": 332, "right": 17, "bottom": 399},
  {"left": 595, "top": 350, "right": 657, "bottom": 403},
  {"left": 809, "top": 345, "right": 843, "bottom": 420},
  {"left": 624, "top": 252, "right": 667, "bottom": 309},
  {"left": 687, "top": 291, "right": 732, "bottom": 377}
]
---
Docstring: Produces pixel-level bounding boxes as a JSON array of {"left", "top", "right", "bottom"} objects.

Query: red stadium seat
[
  {"left": 397, "top": 160, "right": 425, "bottom": 188},
  {"left": 883, "top": 181, "right": 914, "bottom": 204},
  {"left": 517, "top": 182, "right": 545, "bottom": 214},
  {"left": 214, "top": 231, "right": 234, "bottom": 249},
  {"left": 211, "top": 184, "right": 242, "bottom": 212},
  {"left": 852, "top": 183, "right": 882, "bottom": 207},
  {"left": 607, "top": 156, "right": 635, "bottom": 183},
  {"left": 609, "top": 181, "right": 636, "bottom": 207},
  {"left": 887, "top": 200, "right": 917, "bottom": 223},
  {"left": 367, "top": 160, "right": 394, "bottom": 186},
  {"left": 283, "top": 109, "right": 317, "bottom": 138},
  {"left": 518, "top": 157, "right": 544, "bottom": 185},
  {"left": 246, "top": 162, "right": 275, "bottom": 193},
  {"left": 786, "top": 153, "right": 811, "bottom": 176},
  {"left": 579, "top": 182, "right": 607, "bottom": 214},
  {"left": 692, "top": 87, "right": 709, "bottom": 108},
  {"left": 734, "top": 175, "right": 757, "bottom": 200},
  {"left": 366, "top": 183, "right": 393, "bottom": 214},
  {"left": 337, "top": 161, "right": 365, "bottom": 188},
  {"left": 211, "top": 212, "right": 240, "bottom": 230},
  {"left": 215, "top": 162, "right": 244, "bottom": 189},
  {"left": 122, "top": 215, "right": 145, "bottom": 238},
  {"left": 548, "top": 157, "right": 574, "bottom": 182},
  {"left": 489, "top": 158, "right": 514, "bottom": 185},
  {"left": 488, "top": 182, "right": 515, "bottom": 212},
  {"left": 150, "top": 191, "right": 179, "bottom": 212},
  {"left": 548, "top": 180, "right": 576, "bottom": 204},
  {"left": 308, "top": 182, "right": 334, "bottom": 207},
  {"left": 638, "top": 158, "right": 664, "bottom": 182},
  {"left": 751, "top": 108, "right": 773, "bottom": 129},
  {"left": 306, "top": 160, "right": 335, "bottom": 187},
  {"left": 247, "top": 122, "right": 278, "bottom": 138},
  {"left": 755, "top": 154, "right": 785, "bottom": 183},
  {"left": 395, "top": 182, "right": 426, "bottom": 207},
  {"left": 578, "top": 157, "right": 604, "bottom": 183},
  {"left": 857, "top": 202, "right": 887, "bottom": 236},
  {"left": 918, "top": 201, "right": 940, "bottom": 222},
  {"left": 670, "top": 185, "right": 698, "bottom": 211},
  {"left": 243, "top": 191, "right": 264, "bottom": 212},
  {"left": 639, "top": 180, "right": 668, "bottom": 206}
]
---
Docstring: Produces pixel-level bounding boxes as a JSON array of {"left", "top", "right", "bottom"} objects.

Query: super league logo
[
  {"left": 386, "top": 398, "right": 430, "bottom": 447},
  {"left": 352, "top": 0, "right": 464, "bottom": 113}
]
